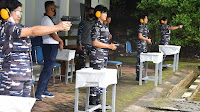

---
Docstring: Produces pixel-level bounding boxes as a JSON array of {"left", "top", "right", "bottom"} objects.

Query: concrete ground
[{"left": 31, "top": 56, "right": 200, "bottom": 112}]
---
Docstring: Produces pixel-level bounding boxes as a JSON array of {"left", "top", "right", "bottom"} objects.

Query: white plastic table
[
  {"left": 159, "top": 45, "right": 181, "bottom": 72},
  {"left": 74, "top": 68, "right": 117, "bottom": 112},
  {"left": 56, "top": 49, "right": 76, "bottom": 84},
  {"left": 139, "top": 52, "right": 163, "bottom": 86},
  {"left": 0, "top": 95, "right": 36, "bottom": 112}
]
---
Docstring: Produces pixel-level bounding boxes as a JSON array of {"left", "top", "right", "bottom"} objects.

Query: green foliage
[{"left": 136, "top": 0, "right": 200, "bottom": 47}]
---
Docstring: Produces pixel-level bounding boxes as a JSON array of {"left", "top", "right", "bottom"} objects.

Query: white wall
[
  {"left": 25, "top": 0, "right": 34, "bottom": 27},
  {"left": 68, "top": 0, "right": 82, "bottom": 36},
  {"left": 24, "top": 0, "right": 70, "bottom": 36},
  {"left": 69, "top": 0, "right": 81, "bottom": 17},
  {"left": 59, "top": 0, "right": 70, "bottom": 36},
  {"left": 35, "top": 0, "right": 60, "bottom": 25},
  {"left": 25, "top": 0, "right": 64, "bottom": 27},
  {"left": 59, "top": 0, "right": 69, "bottom": 18},
  {"left": 23, "top": 0, "right": 110, "bottom": 36}
]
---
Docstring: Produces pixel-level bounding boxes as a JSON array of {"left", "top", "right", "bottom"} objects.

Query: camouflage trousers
[
  {"left": 79, "top": 44, "right": 92, "bottom": 68},
  {"left": 90, "top": 50, "right": 108, "bottom": 69},
  {"left": 89, "top": 87, "right": 101, "bottom": 105},
  {"left": 0, "top": 73, "right": 32, "bottom": 97},
  {"left": 136, "top": 42, "right": 147, "bottom": 79},
  {"left": 89, "top": 49, "right": 108, "bottom": 105},
  {"left": 160, "top": 35, "right": 170, "bottom": 45}
]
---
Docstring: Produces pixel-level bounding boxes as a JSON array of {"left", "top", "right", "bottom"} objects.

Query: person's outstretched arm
[
  {"left": 169, "top": 25, "right": 183, "bottom": 30},
  {"left": 20, "top": 21, "right": 71, "bottom": 37}
]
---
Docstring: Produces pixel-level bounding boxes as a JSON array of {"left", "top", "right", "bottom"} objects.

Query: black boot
[
  {"left": 96, "top": 93, "right": 101, "bottom": 105},
  {"left": 89, "top": 87, "right": 98, "bottom": 105},
  {"left": 95, "top": 109, "right": 102, "bottom": 112},
  {"left": 136, "top": 77, "right": 139, "bottom": 81},
  {"left": 136, "top": 72, "right": 139, "bottom": 81},
  {"left": 89, "top": 96, "right": 97, "bottom": 105},
  {"left": 94, "top": 92, "right": 103, "bottom": 112}
]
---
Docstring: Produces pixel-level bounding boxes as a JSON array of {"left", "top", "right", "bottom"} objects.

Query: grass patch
[{"left": 106, "top": 56, "right": 200, "bottom": 111}]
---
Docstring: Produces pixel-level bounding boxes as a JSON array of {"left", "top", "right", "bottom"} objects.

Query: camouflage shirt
[
  {"left": 91, "top": 20, "right": 110, "bottom": 52},
  {"left": 137, "top": 23, "right": 149, "bottom": 44},
  {"left": 160, "top": 24, "right": 171, "bottom": 45},
  {"left": 77, "top": 17, "right": 95, "bottom": 46},
  {"left": 0, "top": 21, "right": 32, "bottom": 81},
  {"left": 160, "top": 24, "right": 171, "bottom": 36},
  {"left": 90, "top": 20, "right": 110, "bottom": 68}
]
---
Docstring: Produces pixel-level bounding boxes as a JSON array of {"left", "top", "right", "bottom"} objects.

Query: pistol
[
  {"left": 113, "top": 41, "right": 125, "bottom": 48},
  {"left": 178, "top": 23, "right": 185, "bottom": 26},
  {"left": 61, "top": 16, "right": 81, "bottom": 22}
]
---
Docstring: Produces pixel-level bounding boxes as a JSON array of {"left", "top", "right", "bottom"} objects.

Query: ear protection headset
[
  {"left": 0, "top": 8, "right": 10, "bottom": 19},
  {"left": 140, "top": 19, "right": 144, "bottom": 23},
  {"left": 95, "top": 11, "right": 101, "bottom": 18},
  {"left": 161, "top": 20, "right": 164, "bottom": 24}
]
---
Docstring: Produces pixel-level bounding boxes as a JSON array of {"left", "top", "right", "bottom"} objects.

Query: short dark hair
[
  {"left": 0, "top": 0, "right": 22, "bottom": 20},
  {"left": 0, "top": 0, "right": 22, "bottom": 11},
  {"left": 94, "top": 5, "right": 108, "bottom": 17},
  {"left": 161, "top": 17, "right": 167, "bottom": 21},
  {"left": 45, "top": 1, "right": 55, "bottom": 10},
  {"left": 160, "top": 17, "right": 167, "bottom": 24},
  {"left": 87, "top": 7, "right": 94, "bottom": 12},
  {"left": 139, "top": 14, "right": 148, "bottom": 20},
  {"left": 138, "top": 14, "right": 148, "bottom": 23}
]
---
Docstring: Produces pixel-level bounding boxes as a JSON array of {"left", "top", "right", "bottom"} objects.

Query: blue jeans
[{"left": 35, "top": 44, "right": 58, "bottom": 97}]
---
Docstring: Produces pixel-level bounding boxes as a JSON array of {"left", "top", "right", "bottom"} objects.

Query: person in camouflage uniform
[
  {"left": 89, "top": 5, "right": 118, "bottom": 107},
  {"left": 77, "top": 7, "right": 95, "bottom": 68},
  {"left": 160, "top": 17, "right": 183, "bottom": 65},
  {"left": 0, "top": 22, "right": 32, "bottom": 97},
  {"left": 160, "top": 17, "right": 183, "bottom": 45},
  {"left": 0, "top": 0, "right": 71, "bottom": 97},
  {"left": 136, "top": 15, "right": 152, "bottom": 81}
]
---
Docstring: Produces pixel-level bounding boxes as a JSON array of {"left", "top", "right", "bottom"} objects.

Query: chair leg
[
  {"left": 120, "top": 64, "right": 122, "bottom": 78},
  {"left": 70, "top": 59, "right": 74, "bottom": 83},
  {"left": 52, "top": 68, "right": 55, "bottom": 85},
  {"left": 59, "top": 66, "right": 62, "bottom": 81},
  {"left": 116, "top": 65, "right": 119, "bottom": 79},
  {"left": 85, "top": 87, "right": 90, "bottom": 110},
  {"left": 32, "top": 83, "right": 35, "bottom": 98},
  {"left": 65, "top": 61, "right": 69, "bottom": 84}
]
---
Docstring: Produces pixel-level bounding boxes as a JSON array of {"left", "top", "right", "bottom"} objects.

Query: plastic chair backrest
[
  {"left": 126, "top": 41, "right": 132, "bottom": 53},
  {"left": 35, "top": 46, "right": 44, "bottom": 64}
]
